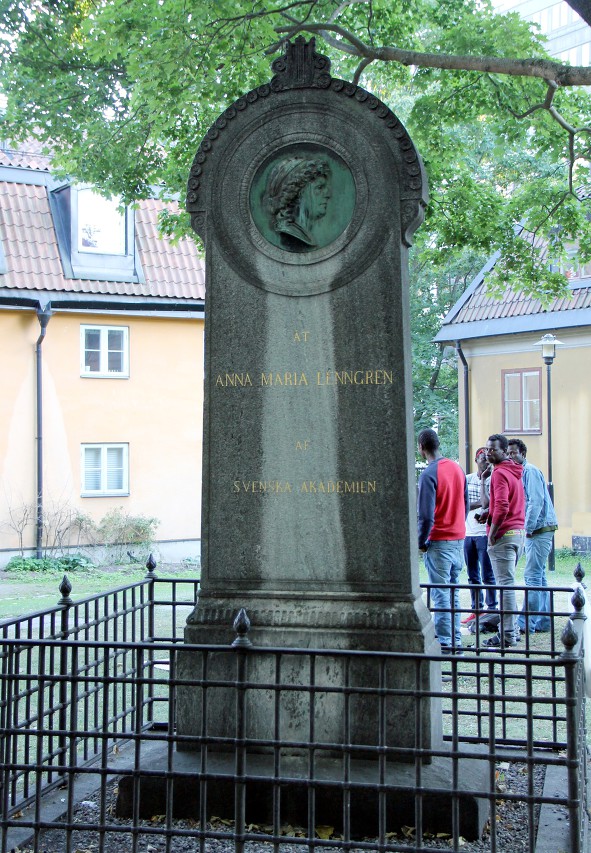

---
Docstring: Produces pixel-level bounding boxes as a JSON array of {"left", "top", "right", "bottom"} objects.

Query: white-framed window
[
  {"left": 81, "top": 443, "right": 129, "bottom": 496},
  {"left": 81, "top": 325, "right": 129, "bottom": 377},
  {"left": 502, "top": 368, "right": 541, "bottom": 434}
]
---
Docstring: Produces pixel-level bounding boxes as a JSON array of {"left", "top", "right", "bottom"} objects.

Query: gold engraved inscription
[
  {"left": 316, "top": 370, "right": 393, "bottom": 386},
  {"left": 261, "top": 372, "right": 309, "bottom": 386},
  {"left": 232, "top": 480, "right": 378, "bottom": 494},
  {"left": 215, "top": 373, "right": 253, "bottom": 387},
  {"left": 214, "top": 368, "right": 393, "bottom": 388},
  {"left": 233, "top": 481, "right": 293, "bottom": 493},
  {"left": 295, "top": 440, "right": 311, "bottom": 451},
  {"left": 300, "top": 480, "right": 377, "bottom": 494},
  {"left": 293, "top": 331, "right": 310, "bottom": 342}
]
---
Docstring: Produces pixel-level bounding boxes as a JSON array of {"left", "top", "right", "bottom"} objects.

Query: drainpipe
[
  {"left": 455, "top": 340, "right": 470, "bottom": 473},
  {"left": 36, "top": 305, "right": 52, "bottom": 558}
]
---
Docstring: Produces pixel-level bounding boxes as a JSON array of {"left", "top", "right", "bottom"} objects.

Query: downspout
[
  {"left": 35, "top": 305, "right": 52, "bottom": 559},
  {"left": 455, "top": 340, "right": 470, "bottom": 473}
]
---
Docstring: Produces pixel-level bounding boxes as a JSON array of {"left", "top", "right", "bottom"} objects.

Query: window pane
[
  {"left": 504, "top": 373, "right": 521, "bottom": 403},
  {"left": 522, "top": 372, "right": 540, "bottom": 430},
  {"left": 107, "top": 330, "right": 124, "bottom": 372},
  {"left": 504, "top": 401, "right": 521, "bottom": 431},
  {"left": 84, "top": 448, "right": 102, "bottom": 491},
  {"left": 78, "top": 189, "right": 126, "bottom": 255},
  {"left": 84, "top": 329, "right": 101, "bottom": 372},
  {"left": 523, "top": 400, "right": 540, "bottom": 431},
  {"left": 85, "top": 350, "right": 100, "bottom": 372},
  {"left": 106, "top": 447, "right": 124, "bottom": 490}
]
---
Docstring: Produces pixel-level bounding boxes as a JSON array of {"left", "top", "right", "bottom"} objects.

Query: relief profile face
[{"left": 250, "top": 147, "right": 355, "bottom": 254}]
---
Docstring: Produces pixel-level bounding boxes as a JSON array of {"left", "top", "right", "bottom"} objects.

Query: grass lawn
[
  {"left": 0, "top": 562, "right": 199, "bottom": 622},
  {"left": 1, "top": 550, "right": 588, "bottom": 624}
]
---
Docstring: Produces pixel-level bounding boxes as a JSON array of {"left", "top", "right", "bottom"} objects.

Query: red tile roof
[
  {"left": 452, "top": 280, "right": 591, "bottom": 324},
  {"left": 0, "top": 145, "right": 205, "bottom": 301}
]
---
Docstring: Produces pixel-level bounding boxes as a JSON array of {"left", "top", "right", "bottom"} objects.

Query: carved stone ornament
[
  {"left": 270, "top": 36, "right": 332, "bottom": 91},
  {"left": 185, "top": 37, "right": 428, "bottom": 294}
]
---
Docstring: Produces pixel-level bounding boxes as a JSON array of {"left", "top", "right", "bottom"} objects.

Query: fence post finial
[
  {"left": 145, "top": 553, "right": 158, "bottom": 579},
  {"left": 570, "top": 586, "right": 586, "bottom": 621},
  {"left": 232, "top": 608, "right": 252, "bottom": 647},
  {"left": 58, "top": 574, "right": 73, "bottom": 607},
  {"left": 560, "top": 618, "right": 579, "bottom": 657}
]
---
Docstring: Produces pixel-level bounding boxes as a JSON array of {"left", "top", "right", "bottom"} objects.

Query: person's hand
[{"left": 488, "top": 534, "right": 497, "bottom": 547}]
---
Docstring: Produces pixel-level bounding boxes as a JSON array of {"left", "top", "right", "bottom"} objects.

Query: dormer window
[{"left": 50, "top": 184, "right": 144, "bottom": 283}]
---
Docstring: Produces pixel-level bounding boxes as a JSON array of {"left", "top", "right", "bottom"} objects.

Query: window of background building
[
  {"left": 50, "top": 183, "right": 143, "bottom": 283},
  {"left": 502, "top": 368, "right": 541, "bottom": 433},
  {"left": 81, "top": 325, "right": 129, "bottom": 377},
  {"left": 77, "top": 189, "right": 126, "bottom": 255},
  {"left": 81, "top": 443, "right": 129, "bottom": 496}
]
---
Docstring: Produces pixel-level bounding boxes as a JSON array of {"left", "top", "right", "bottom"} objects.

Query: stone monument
[{"left": 178, "top": 37, "right": 441, "bottom": 752}]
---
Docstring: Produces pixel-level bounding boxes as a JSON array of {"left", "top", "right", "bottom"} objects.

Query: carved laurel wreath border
[{"left": 186, "top": 78, "right": 426, "bottom": 246}]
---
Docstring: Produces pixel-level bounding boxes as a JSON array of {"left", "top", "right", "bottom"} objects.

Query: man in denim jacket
[{"left": 508, "top": 439, "right": 558, "bottom": 634}]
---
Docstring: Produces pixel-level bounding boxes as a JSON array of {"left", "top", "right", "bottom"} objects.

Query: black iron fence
[{"left": 0, "top": 562, "right": 588, "bottom": 853}]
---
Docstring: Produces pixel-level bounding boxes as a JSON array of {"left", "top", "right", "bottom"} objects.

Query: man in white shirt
[{"left": 463, "top": 447, "right": 498, "bottom": 622}]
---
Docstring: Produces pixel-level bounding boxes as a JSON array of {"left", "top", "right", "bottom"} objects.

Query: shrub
[
  {"left": 95, "top": 508, "right": 159, "bottom": 564},
  {"left": 5, "top": 553, "right": 93, "bottom": 573}
]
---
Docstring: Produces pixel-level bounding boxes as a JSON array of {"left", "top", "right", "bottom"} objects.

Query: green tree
[
  {"left": 1, "top": 0, "right": 590, "bottom": 301},
  {"left": 2, "top": 0, "right": 591, "bottom": 455}
]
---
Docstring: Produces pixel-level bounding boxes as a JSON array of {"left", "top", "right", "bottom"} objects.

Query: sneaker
[
  {"left": 484, "top": 633, "right": 516, "bottom": 649},
  {"left": 461, "top": 613, "right": 476, "bottom": 624}
]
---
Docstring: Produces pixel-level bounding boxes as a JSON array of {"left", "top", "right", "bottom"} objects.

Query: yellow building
[
  {"left": 0, "top": 142, "right": 205, "bottom": 566},
  {"left": 435, "top": 258, "right": 591, "bottom": 552}
]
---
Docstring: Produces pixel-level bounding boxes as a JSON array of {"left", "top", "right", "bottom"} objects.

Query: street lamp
[{"left": 533, "top": 333, "right": 563, "bottom": 571}]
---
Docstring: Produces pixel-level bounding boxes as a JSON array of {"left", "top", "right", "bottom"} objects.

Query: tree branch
[{"left": 275, "top": 21, "right": 591, "bottom": 85}]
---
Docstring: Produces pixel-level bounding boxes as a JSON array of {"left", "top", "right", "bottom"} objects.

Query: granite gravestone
[{"left": 178, "top": 37, "right": 442, "bottom": 752}]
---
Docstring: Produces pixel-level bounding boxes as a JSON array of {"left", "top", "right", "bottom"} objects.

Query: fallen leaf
[{"left": 315, "top": 825, "right": 334, "bottom": 839}]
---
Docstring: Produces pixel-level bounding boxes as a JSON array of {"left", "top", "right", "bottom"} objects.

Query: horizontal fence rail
[{"left": 0, "top": 560, "right": 588, "bottom": 852}]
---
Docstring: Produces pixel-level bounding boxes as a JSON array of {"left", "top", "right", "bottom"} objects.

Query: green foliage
[
  {"left": 95, "top": 507, "right": 159, "bottom": 564},
  {"left": 0, "top": 0, "right": 590, "bottom": 300},
  {"left": 5, "top": 553, "right": 92, "bottom": 573},
  {"left": 410, "top": 245, "right": 486, "bottom": 461}
]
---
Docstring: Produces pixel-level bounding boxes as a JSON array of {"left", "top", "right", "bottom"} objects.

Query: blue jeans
[
  {"left": 464, "top": 535, "right": 497, "bottom": 610},
  {"left": 487, "top": 531, "right": 525, "bottom": 637},
  {"left": 424, "top": 539, "right": 463, "bottom": 650},
  {"left": 517, "top": 531, "right": 553, "bottom": 632}
]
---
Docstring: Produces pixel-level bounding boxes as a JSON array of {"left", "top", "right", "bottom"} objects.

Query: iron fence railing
[{"left": 0, "top": 561, "right": 588, "bottom": 853}]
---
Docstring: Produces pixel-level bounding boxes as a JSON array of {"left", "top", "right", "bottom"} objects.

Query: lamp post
[{"left": 533, "top": 333, "right": 563, "bottom": 572}]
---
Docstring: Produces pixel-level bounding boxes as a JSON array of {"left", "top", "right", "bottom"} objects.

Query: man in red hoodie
[
  {"left": 483, "top": 433, "right": 526, "bottom": 650},
  {"left": 417, "top": 428, "right": 468, "bottom": 653}
]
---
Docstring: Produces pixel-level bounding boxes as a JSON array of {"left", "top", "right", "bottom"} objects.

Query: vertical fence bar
[
  {"left": 33, "top": 643, "right": 47, "bottom": 853},
  {"left": 64, "top": 641, "right": 78, "bottom": 853},
  {"left": 131, "top": 644, "right": 144, "bottom": 853},
  {"left": 562, "top": 619, "right": 583, "bottom": 853},
  {"left": 0, "top": 643, "right": 14, "bottom": 853},
  {"left": 199, "top": 650, "right": 209, "bottom": 853},
  {"left": 273, "top": 653, "right": 282, "bottom": 853},
  {"left": 234, "top": 646, "right": 247, "bottom": 853},
  {"left": 58, "top": 576, "right": 73, "bottom": 777},
  {"left": 145, "top": 555, "right": 157, "bottom": 728}
]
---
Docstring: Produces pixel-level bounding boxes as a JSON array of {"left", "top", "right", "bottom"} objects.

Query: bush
[
  {"left": 95, "top": 508, "right": 159, "bottom": 564},
  {"left": 5, "top": 553, "right": 93, "bottom": 573}
]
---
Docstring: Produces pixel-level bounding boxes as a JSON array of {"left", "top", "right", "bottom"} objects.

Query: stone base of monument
[
  {"left": 177, "top": 594, "right": 444, "bottom": 759},
  {"left": 116, "top": 747, "right": 490, "bottom": 841}
]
